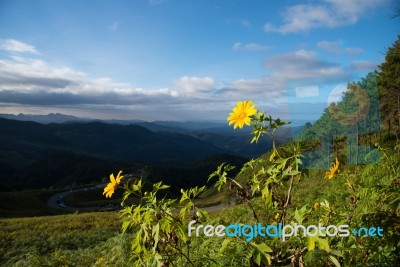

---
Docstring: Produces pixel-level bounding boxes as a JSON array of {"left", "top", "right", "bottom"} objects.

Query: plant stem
[{"left": 282, "top": 175, "right": 294, "bottom": 225}]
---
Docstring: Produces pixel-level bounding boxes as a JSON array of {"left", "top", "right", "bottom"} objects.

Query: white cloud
[
  {"left": 263, "top": 49, "right": 353, "bottom": 92},
  {"left": 265, "top": 49, "right": 335, "bottom": 71},
  {"left": 0, "top": 39, "right": 372, "bottom": 121},
  {"left": 0, "top": 39, "right": 39, "bottom": 54},
  {"left": 264, "top": 4, "right": 340, "bottom": 34},
  {"left": 233, "top": 42, "right": 270, "bottom": 51},
  {"left": 219, "top": 49, "right": 351, "bottom": 102},
  {"left": 350, "top": 60, "right": 376, "bottom": 71},
  {"left": 326, "top": 0, "right": 390, "bottom": 15},
  {"left": 228, "top": 78, "right": 269, "bottom": 92},
  {"left": 295, "top": 85, "right": 319, "bottom": 98},
  {"left": 0, "top": 54, "right": 179, "bottom": 102},
  {"left": 345, "top": 47, "right": 364, "bottom": 56},
  {"left": 317, "top": 40, "right": 341, "bottom": 54},
  {"left": 222, "top": 78, "right": 286, "bottom": 99},
  {"left": 174, "top": 76, "right": 215, "bottom": 94},
  {"left": 264, "top": 0, "right": 391, "bottom": 34}
]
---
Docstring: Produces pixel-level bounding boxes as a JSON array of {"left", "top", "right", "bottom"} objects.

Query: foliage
[
  {"left": 378, "top": 35, "right": 400, "bottom": 137},
  {"left": 297, "top": 71, "right": 381, "bottom": 166},
  {"left": 107, "top": 97, "right": 399, "bottom": 266},
  {"left": 0, "top": 212, "right": 129, "bottom": 266}
]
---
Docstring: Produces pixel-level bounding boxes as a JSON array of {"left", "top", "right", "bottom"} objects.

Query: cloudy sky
[{"left": 0, "top": 0, "right": 398, "bottom": 122}]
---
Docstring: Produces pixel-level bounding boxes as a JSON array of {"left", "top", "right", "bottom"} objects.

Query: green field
[
  {"left": 0, "top": 212, "right": 129, "bottom": 266},
  {"left": 1, "top": 151, "right": 398, "bottom": 266},
  {"left": 0, "top": 190, "right": 63, "bottom": 218}
]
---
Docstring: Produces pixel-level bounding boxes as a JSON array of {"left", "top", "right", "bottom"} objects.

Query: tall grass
[{"left": 0, "top": 212, "right": 130, "bottom": 266}]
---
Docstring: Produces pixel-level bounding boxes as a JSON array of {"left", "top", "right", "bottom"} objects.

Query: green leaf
[
  {"left": 269, "top": 149, "right": 277, "bottom": 162},
  {"left": 208, "top": 163, "right": 235, "bottom": 191},
  {"left": 121, "top": 220, "right": 131, "bottom": 234},
  {"left": 175, "top": 224, "right": 188, "bottom": 243},
  {"left": 261, "top": 185, "right": 272, "bottom": 207},
  {"left": 179, "top": 203, "right": 193, "bottom": 220},
  {"left": 251, "top": 242, "right": 272, "bottom": 265},
  {"left": 151, "top": 253, "right": 162, "bottom": 267},
  {"left": 253, "top": 250, "right": 261, "bottom": 265},
  {"left": 219, "top": 238, "right": 231, "bottom": 253},
  {"left": 159, "top": 184, "right": 170, "bottom": 190},
  {"left": 196, "top": 208, "right": 209, "bottom": 222},
  {"left": 307, "top": 236, "right": 317, "bottom": 251},
  {"left": 294, "top": 204, "right": 308, "bottom": 224},
  {"left": 317, "top": 238, "right": 330, "bottom": 252},
  {"left": 330, "top": 250, "right": 343, "bottom": 258},
  {"left": 294, "top": 209, "right": 303, "bottom": 224},
  {"left": 131, "top": 179, "right": 142, "bottom": 192},
  {"left": 329, "top": 255, "right": 341, "bottom": 267},
  {"left": 180, "top": 189, "right": 189, "bottom": 203},
  {"left": 252, "top": 242, "right": 272, "bottom": 253},
  {"left": 159, "top": 218, "right": 171, "bottom": 234},
  {"left": 152, "top": 223, "right": 160, "bottom": 250},
  {"left": 230, "top": 178, "right": 243, "bottom": 189}
]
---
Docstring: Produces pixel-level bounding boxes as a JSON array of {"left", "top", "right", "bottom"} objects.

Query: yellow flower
[
  {"left": 274, "top": 213, "right": 280, "bottom": 220},
  {"left": 103, "top": 170, "right": 123, "bottom": 198},
  {"left": 227, "top": 100, "right": 257, "bottom": 129},
  {"left": 313, "top": 202, "right": 319, "bottom": 209},
  {"left": 325, "top": 158, "right": 339, "bottom": 180}
]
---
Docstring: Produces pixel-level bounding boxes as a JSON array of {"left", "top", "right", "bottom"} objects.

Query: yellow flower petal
[
  {"left": 103, "top": 171, "right": 123, "bottom": 198},
  {"left": 227, "top": 100, "right": 257, "bottom": 129},
  {"left": 110, "top": 173, "right": 115, "bottom": 183},
  {"left": 325, "top": 158, "right": 339, "bottom": 180}
]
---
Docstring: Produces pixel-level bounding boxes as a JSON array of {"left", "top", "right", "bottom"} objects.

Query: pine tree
[{"left": 377, "top": 36, "right": 400, "bottom": 138}]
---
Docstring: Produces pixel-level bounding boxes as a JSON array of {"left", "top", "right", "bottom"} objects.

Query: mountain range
[{"left": 0, "top": 114, "right": 302, "bottom": 190}]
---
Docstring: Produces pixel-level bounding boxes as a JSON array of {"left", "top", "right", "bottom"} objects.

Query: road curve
[
  {"left": 47, "top": 185, "right": 229, "bottom": 213},
  {"left": 46, "top": 184, "right": 109, "bottom": 211}
]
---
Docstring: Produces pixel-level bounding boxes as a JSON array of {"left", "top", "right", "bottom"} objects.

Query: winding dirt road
[{"left": 47, "top": 185, "right": 228, "bottom": 213}]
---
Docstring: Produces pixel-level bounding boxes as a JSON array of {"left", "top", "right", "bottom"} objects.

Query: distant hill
[
  {"left": 0, "top": 118, "right": 232, "bottom": 166},
  {"left": 0, "top": 113, "right": 91, "bottom": 124},
  {"left": 0, "top": 118, "right": 249, "bottom": 190},
  {"left": 0, "top": 116, "right": 302, "bottom": 190},
  {"left": 0, "top": 113, "right": 302, "bottom": 158}
]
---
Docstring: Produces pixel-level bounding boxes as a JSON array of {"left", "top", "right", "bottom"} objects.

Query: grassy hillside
[
  {"left": 2, "top": 143, "right": 398, "bottom": 266},
  {"left": 0, "top": 190, "right": 62, "bottom": 218},
  {"left": 0, "top": 212, "right": 129, "bottom": 266}
]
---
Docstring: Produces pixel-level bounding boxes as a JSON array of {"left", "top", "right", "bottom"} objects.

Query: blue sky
[{"left": 0, "top": 0, "right": 398, "bottom": 122}]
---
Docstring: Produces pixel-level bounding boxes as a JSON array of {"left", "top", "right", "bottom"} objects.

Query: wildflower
[
  {"left": 313, "top": 202, "right": 319, "bottom": 209},
  {"left": 274, "top": 213, "right": 280, "bottom": 220},
  {"left": 227, "top": 100, "right": 257, "bottom": 129},
  {"left": 103, "top": 170, "right": 123, "bottom": 198},
  {"left": 325, "top": 158, "right": 339, "bottom": 180}
]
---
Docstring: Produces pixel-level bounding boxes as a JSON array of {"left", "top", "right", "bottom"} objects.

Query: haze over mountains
[{"left": 0, "top": 114, "right": 302, "bottom": 191}]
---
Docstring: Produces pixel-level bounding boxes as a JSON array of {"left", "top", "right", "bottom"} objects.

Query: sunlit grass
[{"left": 0, "top": 212, "right": 127, "bottom": 266}]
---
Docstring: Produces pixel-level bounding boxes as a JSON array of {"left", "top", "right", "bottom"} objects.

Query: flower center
[{"left": 238, "top": 112, "right": 246, "bottom": 119}]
